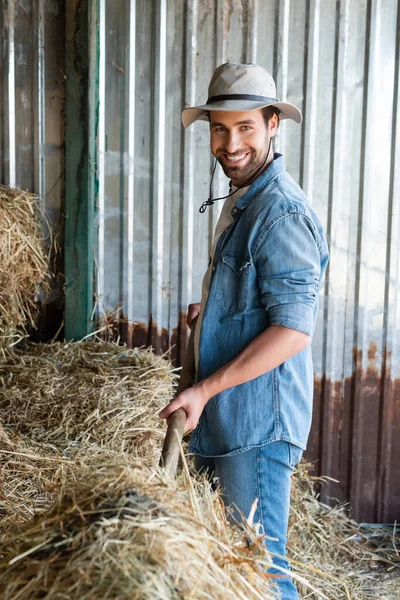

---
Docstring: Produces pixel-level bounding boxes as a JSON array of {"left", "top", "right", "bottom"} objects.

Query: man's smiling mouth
[{"left": 221, "top": 152, "right": 250, "bottom": 164}]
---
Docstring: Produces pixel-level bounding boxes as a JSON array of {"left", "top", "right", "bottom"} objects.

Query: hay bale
[
  {"left": 0, "top": 460, "right": 278, "bottom": 600},
  {"left": 0, "top": 185, "right": 49, "bottom": 349},
  {"left": 0, "top": 341, "right": 175, "bottom": 452},
  {"left": 0, "top": 342, "right": 177, "bottom": 532}
]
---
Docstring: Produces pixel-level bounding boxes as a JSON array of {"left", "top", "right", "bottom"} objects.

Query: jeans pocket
[{"left": 288, "top": 443, "right": 303, "bottom": 469}]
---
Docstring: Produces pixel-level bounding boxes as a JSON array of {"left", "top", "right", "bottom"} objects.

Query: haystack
[
  {"left": 0, "top": 342, "right": 398, "bottom": 600},
  {"left": 0, "top": 458, "right": 279, "bottom": 600},
  {"left": 0, "top": 185, "right": 49, "bottom": 349},
  {"left": 289, "top": 464, "right": 400, "bottom": 599}
]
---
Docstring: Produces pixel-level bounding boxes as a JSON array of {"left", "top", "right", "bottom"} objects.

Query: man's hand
[
  {"left": 187, "top": 303, "right": 200, "bottom": 329},
  {"left": 159, "top": 384, "right": 209, "bottom": 434}
]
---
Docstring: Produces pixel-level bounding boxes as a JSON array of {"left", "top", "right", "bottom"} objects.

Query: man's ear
[{"left": 269, "top": 113, "right": 279, "bottom": 138}]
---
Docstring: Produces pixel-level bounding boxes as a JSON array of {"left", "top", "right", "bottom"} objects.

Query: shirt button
[{"left": 212, "top": 266, "right": 216, "bottom": 271}]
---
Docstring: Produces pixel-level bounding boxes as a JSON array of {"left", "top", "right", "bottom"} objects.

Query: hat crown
[
  {"left": 181, "top": 61, "right": 302, "bottom": 128},
  {"left": 208, "top": 62, "right": 277, "bottom": 100}
]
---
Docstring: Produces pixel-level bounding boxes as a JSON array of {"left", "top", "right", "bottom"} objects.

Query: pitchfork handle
[{"left": 160, "top": 317, "right": 198, "bottom": 477}]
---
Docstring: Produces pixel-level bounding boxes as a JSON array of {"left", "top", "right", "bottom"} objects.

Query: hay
[
  {"left": 0, "top": 460, "right": 278, "bottom": 600},
  {"left": 288, "top": 463, "right": 400, "bottom": 599},
  {"left": 0, "top": 342, "right": 177, "bottom": 532},
  {"left": 0, "top": 342, "right": 278, "bottom": 598},
  {"left": 0, "top": 185, "right": 49, "bottom": 349},
  {"left": 0, "top": 341, "right": 175, "bottom": 452},
  {"left": 0, "top": 341, "right": 398, "bottom": 599}
]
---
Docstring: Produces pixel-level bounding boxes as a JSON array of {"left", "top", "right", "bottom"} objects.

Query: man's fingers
[
  {"left": 158, "top": 403, "right": 174, "bottom": 420},
  {"left": 158, "top": 398, "right": 183, "bottom": 420},
  {"left": 187, "top": 303, "right": 201, "bottom": 329},
  {"left": 159, "top": 403, "right": 197, "bottom": 434}
]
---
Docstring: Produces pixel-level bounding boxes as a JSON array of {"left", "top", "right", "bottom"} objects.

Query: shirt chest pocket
[{"left": 212, "top": 251, "right": 252, "bottom": 313}]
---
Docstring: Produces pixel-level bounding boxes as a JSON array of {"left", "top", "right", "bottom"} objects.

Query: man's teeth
[{"left": 226, "top": 154, "right": 246, "bottom": 161}]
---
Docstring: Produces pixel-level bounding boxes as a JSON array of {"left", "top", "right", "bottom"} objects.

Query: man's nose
[{"left": 225, "top": 131, "right": 241, "bottom": 153}]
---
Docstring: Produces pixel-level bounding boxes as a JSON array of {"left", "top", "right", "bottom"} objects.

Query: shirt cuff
[{"left": 267, "top": 303, "right": 315, "bottom": 336}]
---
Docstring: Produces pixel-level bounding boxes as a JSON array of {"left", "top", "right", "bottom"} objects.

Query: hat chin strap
[{"left": 199, "top": 137, "right": 273, "bottom": 214}]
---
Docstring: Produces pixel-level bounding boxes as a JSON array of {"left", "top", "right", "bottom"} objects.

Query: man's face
[{"left": 209, "top": 109, "right": 278, "bottom": 187}]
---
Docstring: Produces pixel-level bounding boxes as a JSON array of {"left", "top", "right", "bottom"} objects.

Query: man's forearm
[
  {"left": 159, "top": 324, "right": 310, "bottom": 431},
  {"left": 199, "top": 325, "right": 310, "bottom": 401}
]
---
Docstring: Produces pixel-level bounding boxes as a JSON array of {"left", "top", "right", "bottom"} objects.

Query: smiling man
[{"left": 160, "top": 62, "right": 329, "bottom": 599}]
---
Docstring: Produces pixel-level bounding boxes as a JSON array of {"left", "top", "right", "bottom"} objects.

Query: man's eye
[
  {"left": 215, "top": 127, "right": 226, "bottom": 132},
  {"left": 241, "top": 126, "right": 251, "bottom": 131}
]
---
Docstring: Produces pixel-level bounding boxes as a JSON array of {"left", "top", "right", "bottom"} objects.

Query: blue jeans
[{"left": 194, "top": 441, "right": 302, "bottom": 600}]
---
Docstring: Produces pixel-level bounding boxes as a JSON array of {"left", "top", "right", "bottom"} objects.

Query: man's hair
[{"left": 262, "top": 106, "right": 280, "bottom": 128}]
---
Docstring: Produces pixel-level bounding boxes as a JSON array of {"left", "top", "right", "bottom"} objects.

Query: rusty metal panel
[{"left": 306, "top": 0, "right": 400, "bottom": 523}]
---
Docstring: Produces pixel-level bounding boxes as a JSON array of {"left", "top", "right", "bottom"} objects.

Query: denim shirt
[{"left": 190, "top": 154, "right": 329, "bottom": 457}]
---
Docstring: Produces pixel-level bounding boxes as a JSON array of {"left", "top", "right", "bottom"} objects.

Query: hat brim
[{"left": 182, "top": 100, "right": 302, "bottom": 128}]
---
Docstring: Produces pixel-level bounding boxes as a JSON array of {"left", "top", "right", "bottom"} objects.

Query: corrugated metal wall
[
  {"left": 1, "top": 0, "right": 399, "bottom": 522},
  {"left": 96, "top": 0, "right": 400, "bottom": 523},
  {"left": 0, "top": 0, "right": 64, "bottom": 235},
  {"left": 0, "top": 0, "right": 65, "bottom": 335}
]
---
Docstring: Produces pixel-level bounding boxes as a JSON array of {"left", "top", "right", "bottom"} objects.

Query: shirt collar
[{"left": 233, "top": 153, "right": 286, "bottom": 213}]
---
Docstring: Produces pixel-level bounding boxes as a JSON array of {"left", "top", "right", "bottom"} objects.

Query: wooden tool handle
[{"left": 160, "top": 317, "right": 197, "bottom": 477}]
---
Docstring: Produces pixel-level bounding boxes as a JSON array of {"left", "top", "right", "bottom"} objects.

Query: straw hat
[{"left": 182, "top": 62, "right": 302, "bottom": 128}]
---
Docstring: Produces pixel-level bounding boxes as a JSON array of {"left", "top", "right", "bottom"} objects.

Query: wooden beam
[{"left": 64, "top": 0, "right": 99, "bottom": 339}]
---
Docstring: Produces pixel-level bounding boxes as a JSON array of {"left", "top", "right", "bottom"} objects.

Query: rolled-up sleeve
[{"left": 255, "top": 212, "right": 322, "bottom": 336}]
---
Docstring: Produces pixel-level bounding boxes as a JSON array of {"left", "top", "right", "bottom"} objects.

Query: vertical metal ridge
[
  {"left": 351, "top": 0, "right": 373, "bottom": 519},
  {"left": 298, "top": 0, "right": 310, "bottom": 193},
  {"left": 338, "top": 0, "right": 363, "bottom": 506},
  {"left": 118, "top": 3, "right": 126, "bottom": 308},
  {"left": 272, "top": 0, "right": 280, "bottom": 83},
  {"left": 274, "top": 0, "right": 290, "bottom": 154},
  {"left": 281, "top": 0, "right": 289, "bottom": 101},
  {"left": 338, "top": 0, "right": 352, "bottom": 373},
  {"left": 97, "top": 0, "right": 106, "bottom": 314},
  {"left": 377, "top": 0, "right": 400, "bottom": 522},
  {"left": 7, "top": 0, "right": 16, "bottom": 187},
  {"left": 88, "top": 0, "right": 99, "bottom": 323},
  {"left": 321, "top": 0, "right": 341, "bottom": 382},
  {"left": 180, "top": 0, "right": 198, "bottom": 315},
  {"left": 245, "top": 0, "right": 258, "bottom": 63},
  {"left": 37, "top": 0, "right": 45, "bottom": 208},
  {"left": 32, "top": 1, "right": 40, "bottom": 199},
  {"left": 300, "top": 0, "right": 320, "bottom": 201},
  {"left": 151, "top": 0, "right": 167, "bottom": 344},
  {"left": 126, "top": 0, "right": 136, "bottom": 322},
  {"left": 216, "top": 0, "right": 226, "bottom": 62},
  {"left": 211, "top": 0, "right": 228, "bottom": 241},
  {"left": 319, "top": 0, "right": 342, "bottom": 490}
]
